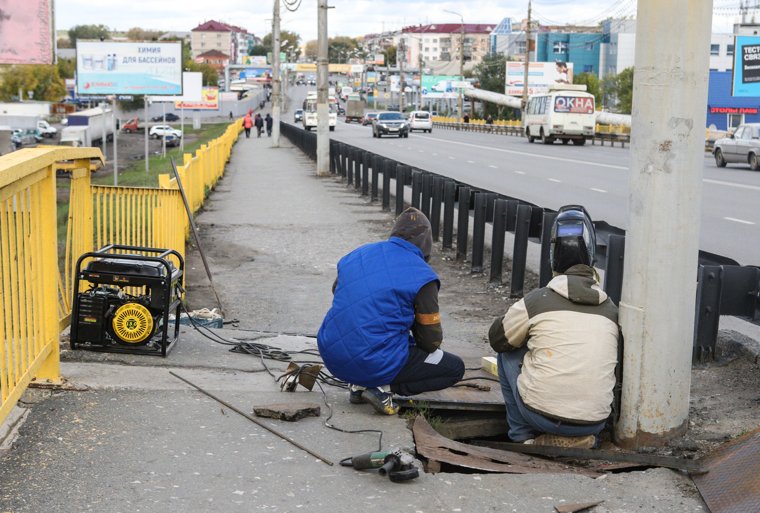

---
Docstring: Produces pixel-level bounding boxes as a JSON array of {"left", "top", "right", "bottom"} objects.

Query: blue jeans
[{"left": 497, "top": 347, "right": 607, "bottom": 442}]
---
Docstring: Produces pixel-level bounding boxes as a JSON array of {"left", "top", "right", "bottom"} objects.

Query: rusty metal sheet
[
  {"left": 412, "top": 415, "right": 599, "bottom": 477},
  {"left": 396, "top": 370, "right": 505, "bottom": 412},
  {"left": 692, "top": 428, "right": 760, "bottom": 513}
]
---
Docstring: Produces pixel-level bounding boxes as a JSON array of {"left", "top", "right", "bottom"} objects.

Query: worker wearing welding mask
[
  {"left": 488, "top": 205, "right": 619, "bottom": 448},
  {"left": 318, "top": 207, "right": 465, "bottom": 415}
]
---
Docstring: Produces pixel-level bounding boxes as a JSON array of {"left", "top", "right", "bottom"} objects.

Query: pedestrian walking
[
  {"left": 265, "top": 114, "right": 273, "bottom": 137},
  {"left": 243, "top": 113, "right": 253, "bottom": 138},
  {"left": 254, "top": 113, "right": 264, "bottom": 138}
]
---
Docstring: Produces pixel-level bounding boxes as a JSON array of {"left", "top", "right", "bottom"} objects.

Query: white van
[
  {"left": 409, "top": 111, "right": 433, "bottom": 133},
  {"left": 524, "top": 86, "right": 595, "bottom": 145},
  {"left": 302, "top": 92, "right": 337, "bottom": 131}
]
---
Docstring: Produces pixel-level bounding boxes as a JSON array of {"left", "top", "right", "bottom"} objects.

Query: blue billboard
[{"left": 732, "top": 36, "right": 760, "bottom": 97}]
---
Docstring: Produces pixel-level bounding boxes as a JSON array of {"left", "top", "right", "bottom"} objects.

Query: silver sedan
[{"left": 713, "top": 123, "right": 760, "bottom": 170}]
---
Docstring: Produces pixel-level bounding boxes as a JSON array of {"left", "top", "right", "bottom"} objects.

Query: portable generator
[{"left": 70, "top": 245, "right": 184, "bottom": 356}]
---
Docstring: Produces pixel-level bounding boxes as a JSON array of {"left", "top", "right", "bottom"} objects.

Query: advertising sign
[
  {"left": 732, "top": 36, "right": 760, "bottom": 96},
  {"left": 554, "top": 95, "right": 594, "bottom": 114},
  {"left": 243, "top": 55, "right": 268, "bottom": 66},
  {"left": 175, "top": 87, "right": 219, "bottom": 110},
  {"left": 152, "top": 72, "right": 202, "bottom": 102},
  {"left": 421, "top": 75, "right": 463, "bottom": 99},
  {"left": 0, "top": 0, "right": 53, "bottom": 64},
  {"left": 76, "top": 41, "right": 182, "bottom": 95},
  {"left": 505, "top": 61, "right": 574, "bottom": 96},
  {"left": 239, "top": 67, "right": 272, "bottom": 81},
  {"left": 373, "top": 53, "right": 386, "bottom": 65}
]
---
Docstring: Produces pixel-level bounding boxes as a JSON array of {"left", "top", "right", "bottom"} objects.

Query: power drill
[{"left": 340, "top": 449, "right": 419, "bottom": 482}]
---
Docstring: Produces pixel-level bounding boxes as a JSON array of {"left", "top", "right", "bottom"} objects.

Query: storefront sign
[{"left": 710, "top": 106, "right": 759, "bottom": 114}]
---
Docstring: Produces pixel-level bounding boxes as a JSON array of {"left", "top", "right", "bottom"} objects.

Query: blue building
[
  {"left": 536, "top": 32, "right": 602, "bottom": 76},
  {"left": 706, "top": 70, "right": 760, "bottom": 130}
]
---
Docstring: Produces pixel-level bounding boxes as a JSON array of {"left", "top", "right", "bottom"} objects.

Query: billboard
[
  {"left": 0, "top": 0, "right": 54, "bottom": 64},
  {"left": 421, "top": 75, "right": 463, "bottom": 99},
  {"left": 243, "top": 55, "right": 267, "bottom": 66},
  {"left": 732, "top": 36, "right": 760, "bottom": 96},
  {"left": 152, "top": 72, "right": 203, "bottom": 102},
  {"left": 505, "top": 61, "right": 574, "bottom": 96},
  {"left": 76, "top": 41, "right": 183, "bottom": 95},
  {"left": 175, "top": 87, "right": 219, "bottom": 110}
]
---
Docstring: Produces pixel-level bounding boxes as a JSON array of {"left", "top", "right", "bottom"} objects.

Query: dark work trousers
[
  {"left": 390, "top": 345, "right": 464, "bottom": 396},
  {"left": 244, "top": 127, "right": 251, "bottom": 138}
]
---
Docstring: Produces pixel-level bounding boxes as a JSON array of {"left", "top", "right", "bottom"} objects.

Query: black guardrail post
[
  {"left": 382, "top": 158, "right": 391, "bottom": 210},
  {"left": 442, "top": 180, "right": 456, "bottom": 249},
  {"left": 694, "top": 265, "right": 722, "bottom": 363},
  {"left": 370, "top": 154, "right": 379, "bottom": 200},
  {"left": 329, "top": 140, "right": 336, "bottom": 174},
  {"left": 510, "top": 204, "right": 532, "bottom": 298},
  {"left": 539, "top": 211, "right": 557, "bottom": 287},
  {"left": 349, "top": 149, "right": 356, "bottom": 186},
  {"left": 506, "top": 199, "right": 519, "bottom": 232},
  {"left": 603, "top": 234, "right": 626, "bottom": 306},
  {"left": 395, "top": 164, "right": 407, "bottom": 215},
  {"left": 354, "top": 150, "right": 362, "bottom": 190},
  {"left": 421, "top": 173, "right": 433, "bottom": 218},
  {"left": 456, "top": 185, "right": 471, "bottom": 261},
  {"left": 411, "top": 170, "right": 422, "bottom": 209},
  {"left": 490, "top": 199, "right": 508, "bottom": 284},
  {"left": 361, "top": 151, "right": 369, "bottom": 196},
  {"left": 430, "top": 176, "right": 444, "bottom": 242},
  {"left": 484, "top": 192, "right": 497, "bottom": 222},
  {"left": 471, "top": 192, "right": 487, "bottom": 273}
]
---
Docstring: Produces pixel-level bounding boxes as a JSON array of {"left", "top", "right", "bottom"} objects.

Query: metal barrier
[
  {"left": 433, "top": 121, "right": 631, "bottom": 147},
  {"left": 281, "top": 121, "right": 760, "bottom": 363},
  {"left": 0, "top": 147, "right": 102, "bottom": 427}
]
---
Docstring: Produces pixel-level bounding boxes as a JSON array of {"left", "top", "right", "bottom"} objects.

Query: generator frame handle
[{"left": 75, "top": 244, "right": 185, "bottom": 280}]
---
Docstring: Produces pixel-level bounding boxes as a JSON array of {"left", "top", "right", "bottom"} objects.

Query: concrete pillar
[{"left": 616, "top": 0, "right": 712, "bottom": 448}]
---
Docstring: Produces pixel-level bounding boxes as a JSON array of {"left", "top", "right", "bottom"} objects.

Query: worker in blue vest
[{"left": 317, "top": 207, "right": 465, "bottom": 415}]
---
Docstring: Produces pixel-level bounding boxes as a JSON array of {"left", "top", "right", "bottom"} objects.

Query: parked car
[
  {"left": 362, "top": 112, "right": 378, "bottom": 126},
  {"left": 713, "top": 123, "right": 760, "bottom": 169},
  {"left": 164, "top": 133, "right": 181, "bottom": 147},
  {"left": 149, "top": 125, "right": 182, "bottom": 139},
  {"left": 372, "top": 112, "right": 409, "bottom": 138},
  {"left": 151, "top": 113, "right": 180, "bottom": 122},
  {"left": 294, "top": 109, "right": 304, "bottom": 123},
  {"left": 408, "top": 111, "right": 433, "bottom": 133},
  {"left": 37, "top": 120, "right": 57, "bottom": 138},
  {"left": 12, "top": 128, "right": 42, "bottom": 146}
]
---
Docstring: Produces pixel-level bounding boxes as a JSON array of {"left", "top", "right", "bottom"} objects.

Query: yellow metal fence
[{"left": 1, "top": 120, "right": 242, "bottom": 427}]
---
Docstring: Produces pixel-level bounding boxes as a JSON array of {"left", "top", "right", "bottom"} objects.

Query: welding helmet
[{"left": 550, "top": 205, "right": 596, "bottom": 274}]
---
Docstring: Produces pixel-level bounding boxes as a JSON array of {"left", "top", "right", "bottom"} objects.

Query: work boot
[
  {"left": 361, "top": 387, "right": 399, "bottom": 415},
  {"left": 533, "top": 434, "right": 598, "bottom": 449},
  {"left": 348, "top": 384, "right": 366, "bottom": 404}
]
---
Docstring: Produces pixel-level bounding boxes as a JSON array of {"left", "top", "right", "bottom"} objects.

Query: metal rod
[
  {"left": 471, "top": 192, "right": 486, "bottom": 273},
  {"left": 170, "top": 158, "right": 224, "bottom": 315},
  {"left": 170, "top": 371, "right": 334, "bottom": 466}
]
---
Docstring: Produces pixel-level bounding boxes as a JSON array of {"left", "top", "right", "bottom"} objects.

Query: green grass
[{"left": 92, "top": 122, "right": 232, "bottom": 188}]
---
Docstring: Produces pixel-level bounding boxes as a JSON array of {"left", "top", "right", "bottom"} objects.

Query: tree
[
  {"left": 472, "top": 53, "right": 510, "bottom": 119},
  {"left": 384, "top": 46, "right": 397, "bottom": 68},
  {"left": 328, "top": 36, "right": 359, "bottom": 62},
  {"left": 303, "top": 40, "right": 318, "bottom": 61},
  {"left": 573, "top": 72, "right": 601, "bottom": 106},
  {"left": 68, "top": 24, "right": 111, "bottom": 44},
  {"left": 600, "top": 67, "right": 634, "bottom": 113},
  {"left": 57, "top": 38, "right": 72, "bottom": 49},
  {"left": 57, "top": 58, "right": 76, "bottom": 79},
  {"left": 249, "top": 45, "right": 268, "bottom": 57},
  {"left": 260, "top": 30, "right": 302, "bottom": 60},
  {"left": 126, "top": 27, "right": 163, "bottom": 41},
  {"left": 0, "top": 65, "right": 66, "bottom": 102}
]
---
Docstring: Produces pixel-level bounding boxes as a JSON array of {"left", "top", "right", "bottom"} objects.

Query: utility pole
[
  {"left": 615, "top": 0, "right": 713, "bottom": 448},
  {"left": 272, "top": 0, "right": 282, "bottom": 147},
  {"left": 316, "top": 0, "right": 330, "bottom": 176},
  {"left": 399, "top": 38, "right": 405, "bottom": 112},
  {"left": 521, "top": 0, "right": 532, "bottom": 124},
  {"left": 458, "top": 22, "right": 464, "bottom": 121}
]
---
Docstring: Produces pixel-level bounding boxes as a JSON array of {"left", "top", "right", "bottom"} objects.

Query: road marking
[
  {"left": 514, "top": 170, "right": 526, "bottom": 175},
  {"left": 724, "top": 217, "right": 755, "bottom": 225},
  {"left": 489, "top": 165, "right": 498, "bottom": 169},
  {"left": 432, "top": 153, "right": 438, "bottom": 156},
  {"left": 704, "top": 179, "right": 760, "bottom": 192},
  {"left": 425, "top": 135, "right": 627, "bottom": 170},
  {"left": 590, "top": 187, "right": 607, "bottom": 193},
  {"left": 467, "top": 160, "right": 475, "bottom": 164},
  {"left": 449, "top": 156, "right": 456, "bottom": 160},
  {"left": 548, "top": 178, "right": 562, "bottom": 183}
]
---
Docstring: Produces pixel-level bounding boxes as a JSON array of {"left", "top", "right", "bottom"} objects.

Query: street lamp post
[{"left": 444, "top": 9, "right": 465, "bottom": 122}]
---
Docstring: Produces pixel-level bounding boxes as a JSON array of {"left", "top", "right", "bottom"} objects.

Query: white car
[
  {"left": 408, "top": 111, "right": 433, "bottom": 133},
  {"left": 149, "top": 125, "right": 182, "bottom": 139}
]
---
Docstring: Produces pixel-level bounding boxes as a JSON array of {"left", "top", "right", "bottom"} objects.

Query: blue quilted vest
[{"left": 317, "top": 237, "right": 439, "bottom": 387}]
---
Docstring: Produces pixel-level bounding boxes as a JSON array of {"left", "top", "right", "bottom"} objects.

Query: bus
[
  {"left": 524, "top": 85, "right": 595, "bottom": 145},
  {"left": 302, "top": 92, "right": 337, "bottom": 131}
]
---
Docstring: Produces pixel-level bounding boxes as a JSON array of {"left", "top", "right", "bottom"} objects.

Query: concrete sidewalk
[{"left": 0, "top": 133, "right": 706, "bottom": 512}]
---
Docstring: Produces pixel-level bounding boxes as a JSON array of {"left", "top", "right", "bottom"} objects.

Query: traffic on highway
[{"left": 287, "top": 86, "right": 759, "bottom": 266}]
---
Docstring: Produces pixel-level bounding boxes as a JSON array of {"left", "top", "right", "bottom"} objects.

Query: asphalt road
[{"left": 285, "top": 87, "right": 760, "bottom": 265}]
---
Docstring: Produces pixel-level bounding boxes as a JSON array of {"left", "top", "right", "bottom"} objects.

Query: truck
[
  {"left": 59, "top": 107, "right": 114, "bottom": 147},
  {"left": 344, "top": 94, "right": 364, "bottom": 124},
  {"left": 37, "top": 120, "right": 57, "bottom": 138},
  {"left": 302, "top": 92, "right": 337, "bottom": 131}
]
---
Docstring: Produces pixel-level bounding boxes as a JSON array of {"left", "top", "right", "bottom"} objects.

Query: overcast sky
[{"left": 55, "top": 0, "right": 738, "bottom": 43}]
